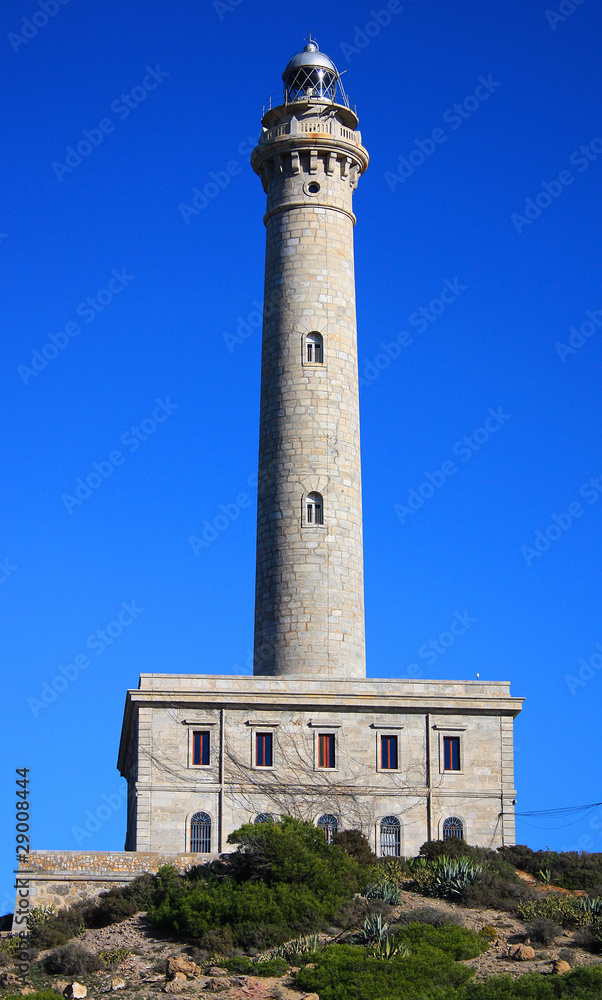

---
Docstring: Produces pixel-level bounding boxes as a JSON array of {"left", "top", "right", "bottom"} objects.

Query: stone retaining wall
[{"left": 13, "top": 850, "right": 214, "bottom": 930}]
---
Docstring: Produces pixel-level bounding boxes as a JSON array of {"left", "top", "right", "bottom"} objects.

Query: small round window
[{"left": 305, "top": 182, "right": 321, "bottom": 195}]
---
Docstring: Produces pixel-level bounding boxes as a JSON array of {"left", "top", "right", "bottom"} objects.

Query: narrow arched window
[
  {"left": 254, "top": 813, "right": 274, "bottom": 825},
  {"left": 306, "top": 332, "right": 323, "bottom": 363},
  {"left": 442, "top": 816, "right": 463, "bottom": 840},
  {"left": 190, "top": 811, "right": 211, "bottom": 853},
  {"left": 317, "top": 813, "right": 338, "bottom": 844},
  {"left": 380, "top": 816, "right": 401, "bottom": 857},
  {"left": 306, "top": 492, "right": 323, "bottom": 525}
]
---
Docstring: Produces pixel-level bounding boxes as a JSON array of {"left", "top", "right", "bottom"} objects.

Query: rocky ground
[{"left": 2, "top": 885, "right": 601, "bottom": 999}]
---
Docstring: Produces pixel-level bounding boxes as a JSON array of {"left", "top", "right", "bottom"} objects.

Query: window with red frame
[
  {"left": 380, "top": 735, "right": 398, "bottom": 769},
  {"left": 193, "top": 731, "right": 210, "bottom": 766},
  {"left": 443, "top": 736, "right": 461, "bottom": 771},
  {"left": 318, "top": 733, "right": 335, "bottom": 768},
  {"left": 256, "top": 732, "right": 273, "bottom": 767}
]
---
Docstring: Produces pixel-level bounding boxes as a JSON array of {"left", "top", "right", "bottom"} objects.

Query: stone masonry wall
[{"left": 252, "top": 107, "right": 369, "bottom": 679}]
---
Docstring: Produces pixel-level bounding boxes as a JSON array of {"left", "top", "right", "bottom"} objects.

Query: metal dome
[
  {"left": 282, "top": 41, "right": 338, "bottom": 77},
  {"left": 282, "top": 40, "right": 340, "bottom": 104}
]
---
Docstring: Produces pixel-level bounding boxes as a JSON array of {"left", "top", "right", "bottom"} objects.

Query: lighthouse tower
[{"left": 251, "top": 42, "right": 370, "bottom": 679}]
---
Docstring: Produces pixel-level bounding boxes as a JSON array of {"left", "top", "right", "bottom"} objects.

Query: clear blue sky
[{"left": 2, "top": 0, "right": 601, "bottom": 913}]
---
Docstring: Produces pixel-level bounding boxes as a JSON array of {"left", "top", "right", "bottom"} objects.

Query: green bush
[
  {"left": 149, "top": 876, "right": 335, "bottom": 946},
  {"left": 333, "top": 829, "right": 376, "bottom": 866},
  {"left": 294, "top": 932, "right": 484, "bottom": 1000},
  {"left": 222, "top": 955, "right": 289, "bottom": 976},
  {"left": 499, "top": 845, "right": 602, "bottom": 893},
  {"left": 3, "top": 992, "right": 63, "bottom": 1000},
  {"left": 393, "top": 906, "right": 462, "bottom": 929},
  {"left": 462, "top": 965, "right": 602, "bottom": 998},
  {"left": 517, "top": 893, "right": 591, "bottom": 928},
  {"left": 374, "top": 856, "right": 409, "bottom": 885},
  {"left": 526, "top": 917, "right": 563, "bottom": 944}
]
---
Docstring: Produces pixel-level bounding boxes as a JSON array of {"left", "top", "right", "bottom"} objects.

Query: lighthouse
[
  {"left": 116, "top": 41, "right": 522, "bottom": 860},
  {"left": 251, "top": 42, "right": 369, "bottom": 679}
]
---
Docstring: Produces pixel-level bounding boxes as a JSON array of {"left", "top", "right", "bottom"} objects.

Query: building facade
[{"left": 117, "top": 41, "right": 522, "bottom": 858}]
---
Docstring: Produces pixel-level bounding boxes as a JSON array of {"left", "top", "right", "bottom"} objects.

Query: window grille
[
  {"left": 317, "top": 813, "right": 338, "bottom": 843},
  {"left": 443, "top": 816, "right": 464, "bottom": 840},
  {"left": 190, "top": 811, "right": 211, "bottom": 853},
  {"left": 380, "top": 815, "right": 401, "bottom": 856},
  {"left": 254, "top": 813, "right": 274, "bottom": 824}
]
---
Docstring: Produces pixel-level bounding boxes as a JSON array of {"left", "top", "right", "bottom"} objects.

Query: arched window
[
  {"left": 254, "top": 813, "right": 274, "bottom": 825},
  {"left": 442, "top": 816, "right": 464, "bottom": 840},
  {"left": 380, "top": 816, "right": 401, "bottom": 857},
  {"left": 317, "top": 813, "right": 338, "bottom": 844},
  {"left": 306, "top": 332, "right": 323, "bottom": 363},
  {"left": 190, "top": 811, "right": 211, "bottom": 853},
  {"left": 306, "top": 492, "right": 323, "bottom": 525}
]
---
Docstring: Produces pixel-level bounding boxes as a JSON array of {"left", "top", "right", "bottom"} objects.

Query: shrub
[
  {"left": 463, "top": 965, "right": 602, "bottom": 998},
  {"left": 375, "top": 856, "right": 409, "bottom": 885},
  {"left": 197, "top": 926, "right": 234, "bottom": 955},
  {"left": 499, "top": 845, "right": 602, "bottom": 893},
  {"left": 479, "top": 925, "right": 498, "bottom": 942},
  {"left": 462, "top": 872, "right": 534, "bottom": 913},
  {"left": 98, "top": 946, "right": 131, "bottom": 966},
  {"left": 3, "top": 993, "right": 63, "bottom": 1000},
  {"left": 517, "top": 893, "right": 590, "bottom": 928},
  {"left": 526, "top": 917, "right": 563, "bottom": 944},
  {"left": 223, "top": 955, "right": 289, "bottom": 977},
  {"left": 332, "top": 830, "right": 376, "bottom": 866},
  {"left": 294, "top": 929, "right": 488, "bottom": 1000},
  {"left": 43, "top": 942, "right": 103, "bottom": 977}
]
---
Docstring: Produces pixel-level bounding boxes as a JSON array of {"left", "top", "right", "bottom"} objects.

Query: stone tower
[{"left": 251, "top": 42, "right": 370, "bottom": 679}]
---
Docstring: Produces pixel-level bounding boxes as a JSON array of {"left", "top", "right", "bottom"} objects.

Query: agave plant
[
  {"left": 364, "top": 882, "right": 402, "bottom": 904},
  {"left": 259, "top": 934, "right": 322, "bottom": 961},
  {"left": 370, "top": 935, "right": 411, "bottom": 961},
  {"left": 361, "top": 913, "right": 389, "bottom": 944}
]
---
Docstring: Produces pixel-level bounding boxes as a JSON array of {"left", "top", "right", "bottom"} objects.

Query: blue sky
[{"left": 2, "top": 0, "right": 602, "bottom": 912}]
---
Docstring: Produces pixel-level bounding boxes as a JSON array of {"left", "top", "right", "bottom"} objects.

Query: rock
[
  {"left": 207, "top": 966, "right": 229, "bottom": 976},
  {"left": 64, "top": 984, "right": 87, "bottom": 999},
  {"left": 507, "top": 944, "right": 535, "bottom": 961},
  {"left": 164, "top": 971, "right": 187, "bottom": 993},
  {"left": 20, "top": 988, "right": 36, "bottom": 996},
  {"left": 112, "top": 976, "right": 126, "bottom": 989},
  {"left": 166, "top": 955, "right": 202, "bottom": 979},
  {"left": 552, "top": 960, "right": 571, "bottom": 975},
  {"left": 52, "top": 981, "right": 69, "bottom": 993},
  {"left": 302, "top": 995, "right": 320, "bottom": 1000}
]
